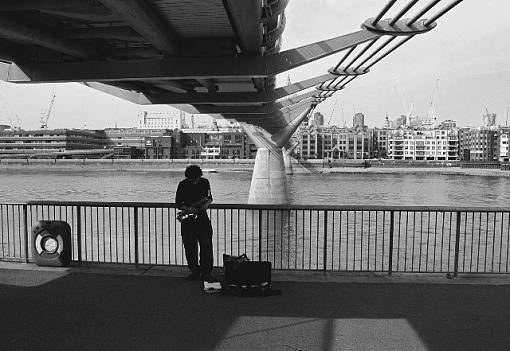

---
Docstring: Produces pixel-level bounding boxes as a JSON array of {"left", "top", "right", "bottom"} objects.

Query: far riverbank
[
  {"left": 324, "top": 167, "right": 510, "bottom": 177},
  {"left": 0, "top": 158, "right": 509, "bottom": 177},
  {"left": 0, "top": 158, "right": 254, "bottom": 173}
]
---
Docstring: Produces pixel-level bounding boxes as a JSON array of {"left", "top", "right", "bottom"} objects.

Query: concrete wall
[{"left": 0, "top": 158, "right": 255, "bottom": 171}]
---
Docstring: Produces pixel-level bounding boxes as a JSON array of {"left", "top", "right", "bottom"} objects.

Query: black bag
[{"left": 222, "top": 254, "right": 281, "bottom": 297}]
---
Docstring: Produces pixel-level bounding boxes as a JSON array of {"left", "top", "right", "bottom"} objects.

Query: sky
[{"left": 0, "top": 0, "right": 509, "bottom": 130}]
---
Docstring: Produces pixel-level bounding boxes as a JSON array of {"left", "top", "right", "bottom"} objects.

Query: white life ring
[{"left": 35, "top": 233, "right": 64, "bottom": 255}]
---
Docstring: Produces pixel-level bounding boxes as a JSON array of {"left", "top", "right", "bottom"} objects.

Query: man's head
[{"left": 185, "top": 165, "right": 202, "bottom": 184}]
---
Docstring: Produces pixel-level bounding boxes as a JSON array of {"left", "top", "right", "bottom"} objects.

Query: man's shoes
[
  {"left": 185, "top": 272, "right": 201, "bottom": 281},
  {"left": 201, "top": 272, "right": 215, "bottom": 282}
]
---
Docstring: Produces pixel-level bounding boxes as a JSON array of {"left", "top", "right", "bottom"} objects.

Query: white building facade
[
  {"left": 138, "top": 111, "right": 185, "bottom": 130},
  {"left": 498, "top": 128, "right": 509, "bottom": 162},
  {"left": 387, "top": 129, "right": 458, "bottom": 161}
]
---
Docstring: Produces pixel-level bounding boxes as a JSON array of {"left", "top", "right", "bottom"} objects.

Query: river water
[
  {"left": 1, "top": 168, "right": 510, "bottom": 207},
  {"left": 2, "top": 169, "right": 510, "bottom": 272}
]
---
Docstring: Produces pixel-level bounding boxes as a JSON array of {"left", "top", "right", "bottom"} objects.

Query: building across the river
[
  {"left": 298, "top": 125, "right": 374, "bottom": 160},
  {"left": 137, "top": 111, "right": 185, "bottom": 130},
  {"left": 0, "top": 129, "right": 106, "bottom": 156},
  {"left": 1, "top": 110, "right": 508, "bottom": 163},
  {"left": 181, "top": 127, "right": 253, "bottom": 159},
  {"left": 386, "top": 129, "right": 458, "bottom": 161},
  {"left": 458, "top": 128, "right": 497, "bottom": 162},
  {"left": 105, "top": 125, "right": 255, "bottom": 159}
]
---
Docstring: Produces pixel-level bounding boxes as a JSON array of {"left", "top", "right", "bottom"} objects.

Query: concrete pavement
[{"left": 1, "top": 262, "right": 510, "bottom": 351}]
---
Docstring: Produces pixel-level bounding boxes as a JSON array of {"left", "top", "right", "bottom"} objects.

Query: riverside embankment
[
  {"left": 0, "top": 158, "right": 255, "bottom": 172},
  {"left": 0, "top": 158, "right": 509, "bottom": 177}
]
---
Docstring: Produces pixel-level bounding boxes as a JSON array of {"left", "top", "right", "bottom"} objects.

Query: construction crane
[
  {"left": 393, "top": 79, "right": 413, "bottom": 127},
  {"left": 327, "top": 99, "right": 338, "bottom": 125},
  {"left": 40, "top": 94, "right": 56, "bottom": 129},
  {"left": 0, "top": 82, "right": 22, "bottom": 130},
  {"left": 427, "top": 78, "right": 439, "bottom": 126},
  {"left": 484, "top": 106, "right": 497, "bottom": 127}
]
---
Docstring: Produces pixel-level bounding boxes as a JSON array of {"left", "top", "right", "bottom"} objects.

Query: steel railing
[{"left": 1, "top": 201, "right": 510, "bottom": 276}]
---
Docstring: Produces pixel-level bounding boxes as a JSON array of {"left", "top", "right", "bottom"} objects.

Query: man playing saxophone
[{"left": 175, "top": 165, "right": 214, "bottom": 282}]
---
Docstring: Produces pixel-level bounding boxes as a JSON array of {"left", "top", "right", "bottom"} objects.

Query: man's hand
[
  {"left": 182, "top": 205, "right": 197, "bottom": 214},
  {"left": 199, "top": 199, "right": 212, "bottom": 211}
]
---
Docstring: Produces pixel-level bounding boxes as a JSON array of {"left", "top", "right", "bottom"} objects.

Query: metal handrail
[
  {"left": 18, "top": 200, "right": 510, "bottom": 213},
  {"left": 2, "top": 201, "right": 510, "bottom": 276}
]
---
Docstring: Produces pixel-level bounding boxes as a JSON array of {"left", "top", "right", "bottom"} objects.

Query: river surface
[{"left": 1, "top": 169, "right": 510, "bottom": 207}]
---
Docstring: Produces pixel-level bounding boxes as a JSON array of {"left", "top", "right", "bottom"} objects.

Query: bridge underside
[
  {"left": 0, "top": 0, "right": 463, "bottom": 203},
  {"left": 0, "top": 0, "right": 299, "bottom": 134}
]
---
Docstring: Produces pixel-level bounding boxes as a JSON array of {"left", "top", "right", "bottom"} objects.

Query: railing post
[
  {"left": 454, "top": 211, "right": 461, "bottom": 277},
  {"left": 323, "top": 210, "right": 328, "bottom": 271},
  {"left": 76, "top": 206, "right": 82, "bottom": 264},
  {"left": 23, "top": 204, "right": 29, "bottom": 263},
  {"left": 258, "top": 210, "right": 263, "bottom": 261},
  {"left": 388, "top": 210, "right": 394, "bottom": 276},
  {"left": 134, "top": 207, "right": 139, "bottom": 268}
]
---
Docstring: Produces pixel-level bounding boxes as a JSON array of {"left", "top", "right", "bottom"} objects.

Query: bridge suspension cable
[
  {"left": 389, "top": 0, "right": 420, "bottom": 26},
  {"left": 371, "top": 0, "right": 398, "bottom": 25},
  {"left": 310, "top": 0, "right": 465, "bottom": 109},
  {"left": 425, "top": 0, "right": 464, "bottom": 27},
  {"left": 408, "top": 0, "right": 442, "bottom": 25}
]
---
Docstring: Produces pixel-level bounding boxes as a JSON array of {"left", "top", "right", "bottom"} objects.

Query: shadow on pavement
[{"left": 1, "top": 269, "right": 509, "bottom": 351}]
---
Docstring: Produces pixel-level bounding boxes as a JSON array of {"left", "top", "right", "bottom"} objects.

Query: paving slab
[{"left": 1, "top": 262, "right": 510, "bottom": 351}]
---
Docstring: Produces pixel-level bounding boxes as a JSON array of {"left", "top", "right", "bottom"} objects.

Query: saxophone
[{"left": 176, "top": 197, "right": 209, "bottom": 223}]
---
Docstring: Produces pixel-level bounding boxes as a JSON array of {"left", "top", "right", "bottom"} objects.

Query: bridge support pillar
[
  {"left": 283, "top": 147, "right": 293, "bottom": 175},
  {"left": 249, "top": 147, "right": 289, "bottom": 204},
  {"left": 241, "top": 104, "right": 313, "bottom": 204}
]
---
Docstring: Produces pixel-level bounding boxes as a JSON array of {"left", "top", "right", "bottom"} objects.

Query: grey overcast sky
[{"left": 0, "top": 0, "right": 509, "bottom": 130}]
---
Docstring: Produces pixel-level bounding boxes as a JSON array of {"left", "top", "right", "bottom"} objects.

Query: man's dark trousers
[{"left": 181, "top": 215, "right": 213, "bottom": 274}]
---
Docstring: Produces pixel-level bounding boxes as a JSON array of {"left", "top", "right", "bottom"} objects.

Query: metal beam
[
  {"left": 236, "top": 115, "right": 290, "bottom": 130},
  {"left": 2, "top": 30, "right": 379, "bottom": 82},
  {"left": 236, "top": 103, "right": 312, "bottom": 133},
  {"left": 170, "top": 95, "right": 314, "bottom": 115},
  {"left": 81, "top": 82, "right": 151, "bottom": 104},
  {"left": 172, "top": 104, "right": 276, "bottom": 115},
  {"left": 0, "top": 0, "right": 98, "bottom": 11},
  {"left": 107, "top": 47, "right": 162, "bottom": 58},
  {"left": 78, "top": 74, "right": 318, "bottom": 121},
  {"left": 0, "top": 40, "right": 26, "bottom": 63},
  {"left": 274, "top": 73, "right": 336, "bottom": 98},
  {"left": 275, "top": 90, "right": 317, "bottom": 109},
  {"left": 268, "top": 30, "right": 380, "bottom": 74},
  {"left": 280, "top": 97, "right": 314, "bottom": 116},
  {"left": 98, "top": 0, "right": 181, "bottom": 55},
  {"left": 40, "top": 7, "right": 118, "bottom": 22},
  {"left": 222, "top": 0, "right": 263, "bottom": 55},
  {"left": 141, "top": 91, "right": 270, "bottom": 105},
  {"left": 168, "top": 100, "right": 313, "bottom": 134},
  {"left": 83, "top": 80, "right": 193, "bottom": 101},
  {"left": 272, "top": 104, "right": 313, "bottom": 148},
  {"left": 136, "top": 72, "right": 333, "bottom": 104},
  {"left": 195, "top": 79, "right": 217, "bottom": 93},
  {"left": 63, "top": 26, "right": 143, "bottom": 41},
  {"left": 81, "top": 82, "right": 275, "bottom": 116},
  {"left": 0, "top": 15, "right": 102, "bottom": 60},
  {"left": 149, "top": 80, "right": 191, "bottom": 94},
  {"left": 181, "top": 92, "right": 276, "bottom": 105}
]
